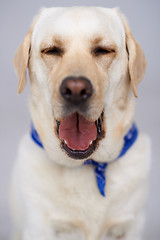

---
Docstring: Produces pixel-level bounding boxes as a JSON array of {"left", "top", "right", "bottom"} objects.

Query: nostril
[
  {"left": 65, "top": 88, "right": 72, "bottom": 97},
  {"left": 80, "top": 89, "right": 88, "bottom": 99},
  {"left": 60, "top": 86, "right": 72, "bottom": 99}
]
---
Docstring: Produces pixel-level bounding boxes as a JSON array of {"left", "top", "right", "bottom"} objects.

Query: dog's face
[{"left": 14, "top": 7, "right": 146, "bottom": 166}]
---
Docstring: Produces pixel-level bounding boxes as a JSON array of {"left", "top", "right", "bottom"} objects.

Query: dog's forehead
[{"left": 32, "top": 7, "right": 125, "bottom": 49}]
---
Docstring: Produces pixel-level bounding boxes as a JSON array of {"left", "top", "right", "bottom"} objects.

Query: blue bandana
[{"left": 31, "top": 123, "right": 138, "bottom": 197}]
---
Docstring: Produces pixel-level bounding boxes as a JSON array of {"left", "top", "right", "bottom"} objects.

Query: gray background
[{"left": 0, "top": 0, "right": 160, "bottom": 239}]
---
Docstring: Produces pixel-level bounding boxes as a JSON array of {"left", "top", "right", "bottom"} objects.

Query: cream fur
[{"left": 11, "top": 6, "right": 151, "bottom": 240}]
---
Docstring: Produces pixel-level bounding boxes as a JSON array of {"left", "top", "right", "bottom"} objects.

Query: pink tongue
[{"left": 59, "top": 113, "right": 97, "bottom": 150}]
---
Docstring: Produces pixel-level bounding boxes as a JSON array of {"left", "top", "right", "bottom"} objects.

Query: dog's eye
[
  {"left": 93, "top": 47, "right": 115, "bottom": 56},
  {"left": 41, "top": 47, "right": 63, "bottom": 56}
]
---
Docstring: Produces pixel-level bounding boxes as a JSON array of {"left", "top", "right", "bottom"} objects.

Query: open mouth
[{"left": 56, "top": 112, "right": 104, "bottom": 159}]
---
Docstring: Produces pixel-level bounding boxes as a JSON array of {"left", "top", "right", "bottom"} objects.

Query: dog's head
[{"left": 14, "top": 7, "right": 146, "bottom": 166}]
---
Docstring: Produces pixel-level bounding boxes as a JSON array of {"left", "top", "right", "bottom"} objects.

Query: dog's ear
[
  {"left": 125, "top": 23, "right": 146, "bottom": 98},
  {"left": 14, "top": 30, "right": 32, "bottom": 94},
  {"left": 116, "top": 9, "right": 146, "bottom": 97},
  {"left": 14, "top": 12, "right": 42, "bottom": 94}
]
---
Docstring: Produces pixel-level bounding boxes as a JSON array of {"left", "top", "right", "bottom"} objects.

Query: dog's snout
[{"left": 60, "top": 76, "right": 93, "bottom": 103}]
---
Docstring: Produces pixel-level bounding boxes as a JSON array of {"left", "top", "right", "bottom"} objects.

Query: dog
[{"left": 10, "top": 6, "right": 151, "bottom": 240}]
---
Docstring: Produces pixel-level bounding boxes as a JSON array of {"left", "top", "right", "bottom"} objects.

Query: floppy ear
[
  {"left": 14, "top": 30, "right": 32, "bottom": 94},
  {"left": 116, "top": 10, "right": 146, "bottom": 97},
  {"left": 125, "top": 24, "right": 146, "bottom": 98},
  {"left": 14, "top": 11, "right": 43, "bottom": 94}
]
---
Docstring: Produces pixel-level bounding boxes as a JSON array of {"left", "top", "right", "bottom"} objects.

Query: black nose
[{"left": 60, "top": 76, "right": 93, "bottom": 103}]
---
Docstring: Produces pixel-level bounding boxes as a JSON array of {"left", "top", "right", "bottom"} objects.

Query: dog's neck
[{"left": 31, "top": 123, "right": 138, "bottom": 197}]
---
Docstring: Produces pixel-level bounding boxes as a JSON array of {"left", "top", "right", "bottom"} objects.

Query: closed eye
[
  {"left": 93, "top": 47, "right": 115, "bottom": 56},
  {"left": 41, "top": 46, "right": 63, "bottom": 56}
]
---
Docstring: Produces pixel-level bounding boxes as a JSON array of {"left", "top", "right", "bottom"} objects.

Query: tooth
[
  {"left": 90, "top": 141, "right": 93, "bottom": 145},
  {"left": 63, "top": 140, "right": 67, "bottom": 144}
]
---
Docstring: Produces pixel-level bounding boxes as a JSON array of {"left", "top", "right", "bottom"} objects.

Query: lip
[
  {"left": 62, "top": 139, "right": 98, "bottom": 159},
  {"left": 56, "top": 112, "right": 104, "bottom": 160}
]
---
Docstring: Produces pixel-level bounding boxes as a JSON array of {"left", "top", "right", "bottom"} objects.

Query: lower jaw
[{"left": 61, "top": 140, "right": 98, "bottom": 160}]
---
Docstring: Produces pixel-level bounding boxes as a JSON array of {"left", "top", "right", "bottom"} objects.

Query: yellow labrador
[{"left": 11, "top": 6, "right": 151, "bottom": 240}]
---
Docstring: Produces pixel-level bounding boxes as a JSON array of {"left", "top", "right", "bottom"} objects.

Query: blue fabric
[
  {"left": 84, "top": 160, "right": 108, "bottom": 196},
  {"left": 31, "top": 123, "right": 138, "bottom": 197},
  {"left": 118, "top": 123, "right": 138, "bottom": 158},
  {"left": 31, "top": 123, "right": 44, "bottom": 148}
]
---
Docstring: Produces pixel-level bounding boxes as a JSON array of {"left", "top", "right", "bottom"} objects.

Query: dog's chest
[
  {"left": 20, "top": 133, "right": 150, "bottom": 239},
  {"left": 32, "top": 159, "right": 139, "bottom": 239}
]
